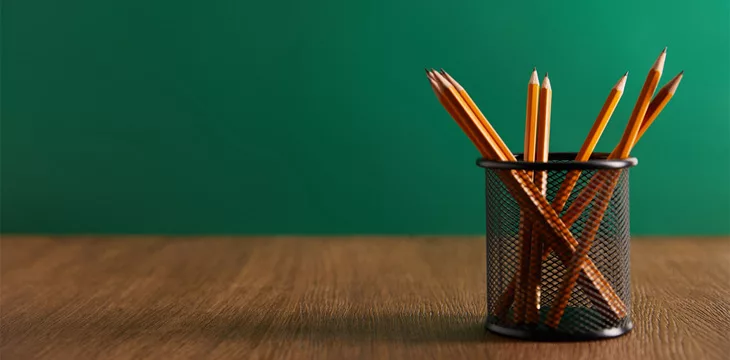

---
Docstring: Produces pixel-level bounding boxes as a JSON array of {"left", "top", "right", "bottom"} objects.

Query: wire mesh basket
[{"left": 477, "top": 152, "right": 637, "bottom": 341}]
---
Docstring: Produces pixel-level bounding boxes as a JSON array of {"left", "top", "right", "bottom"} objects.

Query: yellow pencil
[
  {"left": 525, "top": 73, "right": 552, "bottom": 323},
  {"left": 514, "top": 68, "right": 541, "bottom": 323}
]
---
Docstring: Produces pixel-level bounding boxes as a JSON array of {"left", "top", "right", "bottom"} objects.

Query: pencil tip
[
  {"left": 672, "top": 71, "right": 684, "bottom": 82},
  {"left": 667, "top": 71, "right": 684, "bottom": 93},
  {"left": 431, "top": 70, "right": 446, "bottom": 82},
  {"left": 616, "top": 73, "right": 628, "bottom": 91},
  {"left": 653, "top": 48, "right": 667, "bottom": 71},
  {"left": 545, "top": 72, "right": 549, "bottom": 77},
  {"left": 662, "top": 46, "right": 667, "bottom": 53},
  {"left": 542, "top": 75, "right": 552, "bottom": 89}
]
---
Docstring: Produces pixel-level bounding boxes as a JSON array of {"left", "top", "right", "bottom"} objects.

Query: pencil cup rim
[{"left": 476, "top": 152, "right": 637, "bottom": 171}]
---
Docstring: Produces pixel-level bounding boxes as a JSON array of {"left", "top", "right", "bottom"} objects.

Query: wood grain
[{"left": 1, "top": 236, "right": 728, "bottom": 360}]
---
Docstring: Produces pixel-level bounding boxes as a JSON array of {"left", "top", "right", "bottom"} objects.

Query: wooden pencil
[
  {"left": 614, "top": 47, "right": 667, "bottom": 158},
  {"left": 535, "top": 73, "right": 552, "bottom": 181},
  {"left": 545, "top": 48, "right": 667, "bottom": 328},
  {"left": 525, "top": 73, "right": 551, "bottom": 323},
  {"left": 515, "top": 69, "right": 541, "bottom": 323}
]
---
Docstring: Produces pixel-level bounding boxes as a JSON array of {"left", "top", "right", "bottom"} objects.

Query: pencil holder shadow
[{"left": 476, "top": 152, "right": 637, "bottom": 341}]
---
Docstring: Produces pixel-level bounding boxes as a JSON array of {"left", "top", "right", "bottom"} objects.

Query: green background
[{"left": 2, "top": 0, "right": 729, "bottom": 235}]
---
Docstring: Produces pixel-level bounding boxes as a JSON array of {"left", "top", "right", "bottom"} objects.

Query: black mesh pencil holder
[{"left": 476, "top": 152, "right": 637, "bottom": 341}]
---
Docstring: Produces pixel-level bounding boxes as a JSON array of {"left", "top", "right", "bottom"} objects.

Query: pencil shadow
[{"left": 1, "top": 304, "right": 521, "bottom": 344}]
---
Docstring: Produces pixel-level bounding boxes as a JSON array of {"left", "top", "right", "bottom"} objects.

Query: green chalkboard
[{"left": 2, "top": 0, "right": 729, "bottom": 235}]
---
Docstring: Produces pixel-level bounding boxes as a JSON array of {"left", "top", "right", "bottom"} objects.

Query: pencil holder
[{"left": 477, "top": 152, "right": 637, "bottom": 341}]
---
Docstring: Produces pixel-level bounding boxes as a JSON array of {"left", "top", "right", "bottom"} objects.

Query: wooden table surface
[{"left": 1, "top": 236, "right": 728, "bottom": 360}]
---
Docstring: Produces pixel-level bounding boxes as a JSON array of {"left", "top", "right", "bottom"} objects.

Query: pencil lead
[
  {"left": 439, "top": 68, "right": 446, "bottom": 74},
  {"left": 624, "top": 71, "right": 629, "bottom": 76}
]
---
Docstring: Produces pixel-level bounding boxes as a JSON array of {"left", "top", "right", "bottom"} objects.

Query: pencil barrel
[{"left": 479, "top": 152, "right": 635, "bottom": 341}]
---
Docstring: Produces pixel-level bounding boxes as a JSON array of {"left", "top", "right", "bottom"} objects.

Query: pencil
[
  {"left": 429, "top": 70, "right": 626, "bottom": 320},
  {"left": 535, "top": 73, "right": 552, "bottom": 179},
  {"left": 515, "top": 68, "right": 541, "bottom": 323},
  {"left": 494, "top": 73, "right": 627, "bottom": 320},
  {"left": 525, "top": 73, "right": 551, "bottom": 323},
  {"left": 545, "top": 48, "right": 667, "bottom": 328},
  {"left": 614, "top": 47, "right": 667, "bottom": 158},
  {"left": 637, "top": 71, "right": 683, "bottom": 141}
]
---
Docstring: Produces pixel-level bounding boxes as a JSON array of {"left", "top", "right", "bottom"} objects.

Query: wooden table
[{"left": 1, "top": 236, "right": 728, "bottom": 359}]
